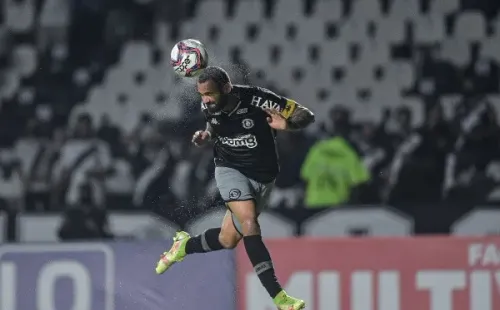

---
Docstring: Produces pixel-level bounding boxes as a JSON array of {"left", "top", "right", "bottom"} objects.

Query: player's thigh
[
  {"left": 228, "top": 180, "right": 274, "bottom": 232},
  {"left": 219, "top": 210, "right": 242, "bottom": 248},
  {"left": 253, "top": 180, "right": 275, "bottom": 213},
  {"left": 215, "top": 167, "right": 258, "bottom": 221}
]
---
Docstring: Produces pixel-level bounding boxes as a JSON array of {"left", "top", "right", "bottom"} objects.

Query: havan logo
[{"left": 250, "top": 96, "right": 282, "bottom": 112}]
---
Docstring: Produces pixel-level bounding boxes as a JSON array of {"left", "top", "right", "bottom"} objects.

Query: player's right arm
[
  {"left": 193, "top": 102, "right": 215, "bottom": 147},
  {"left": 192, "top": 122, "right": 213, "bottom": 147}
]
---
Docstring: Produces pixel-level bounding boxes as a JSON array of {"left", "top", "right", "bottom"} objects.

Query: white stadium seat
[
  {"left": 49, "top": 0, "right": 500, "bottom": 142},
  {"left": 12, "top": 45, "right": 37, "bottom": 77},
  {"left": 388, "top": 0, "right": 420, "bottom": 22},
  {"left": 273, "top": 0, "right": 304, "bottom": 23},
  {"left": 313, "top": 0, "right": 343, "bottom": 22},
  {"left": 196, "top": 0, "right": 226, "bottom": 21},
  {"left": 454, "top": 11, "right": 486, "bottom": 42},
  {"left": 414, "top": 14, "right": 446, "bottom": 44},
  {"left": 430, "top": 0, "right": 460, "bottom": 16},
  {"left": 439, "top": 38, "right": 470, "bottom": 67},
  {"left": 233, "top": 0, "right": 265, "bottom": 23},
  {"left": 121, "top": 41, "right": 152, "bottom": 71},
  {"left": 351, "top": 0, "right": 382, "bottom": 21}
]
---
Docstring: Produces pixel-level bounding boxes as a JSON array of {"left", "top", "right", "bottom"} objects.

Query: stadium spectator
[
  {"left": 386, "top": 104, "right": 454, "bottom": 204},
  {"left": 14, "top": 118, "right": 57, "bottom": 211},
  {"left": 52, "top": 113, "right": 112, "bottom": 208},
  {"left": 270, "top": 131, "right": 312, "bottom": 208},
  {"left": 301, "top": 134, "right": 369, "bottom": 208},
  {"left": 58, "top": 184, "right": 114, "bottom": 241},
  {"left": 0, "top": 142, "right": 23, "bottom": 211}
]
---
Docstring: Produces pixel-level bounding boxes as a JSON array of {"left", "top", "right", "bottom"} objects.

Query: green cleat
[
  {"left": 155, "top": 231, "right": 191, "bottom": 274},
  {"left": 273, "top": 290, "right": 306, "bottom": 310}
]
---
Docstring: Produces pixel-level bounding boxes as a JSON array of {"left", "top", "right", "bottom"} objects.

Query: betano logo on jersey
[{"left": 218, "top": 134, "right": 258, "bottom": 148}]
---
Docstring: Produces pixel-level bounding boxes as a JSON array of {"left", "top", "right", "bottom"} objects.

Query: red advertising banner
[{"left": 236, "top": 236, "right": 500, "bottom": 310}]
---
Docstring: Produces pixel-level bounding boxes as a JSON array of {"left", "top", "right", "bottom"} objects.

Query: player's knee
[
  {"left": 240, "top": 218, "right": 260, "bottom": 236},
  {"left": 218, "top": 231, "right": 241, "bottom": 249}
]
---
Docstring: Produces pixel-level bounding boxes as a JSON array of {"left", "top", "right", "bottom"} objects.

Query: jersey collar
[{"left": 226, "top": 100, "right": 242, "bottom": 116}]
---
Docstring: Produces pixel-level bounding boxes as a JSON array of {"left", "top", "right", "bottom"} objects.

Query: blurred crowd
[
  {"left": 2, "top": 93, "right": 499, "bottom": 218},
  {"left": 0, "top": 0, "right": 499, "bottom": 237}
]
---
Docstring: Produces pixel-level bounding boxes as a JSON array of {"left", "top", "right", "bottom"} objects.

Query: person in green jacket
[{"left": 301, "top": 136, "right": 370, "bottom": 207}]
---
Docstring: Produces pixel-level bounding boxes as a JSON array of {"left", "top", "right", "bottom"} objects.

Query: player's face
[{"left": 198, "top": 80, "right": 226, "bottom": 113}]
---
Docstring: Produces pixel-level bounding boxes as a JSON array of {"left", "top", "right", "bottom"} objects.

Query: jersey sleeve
[{"left": 256, "top": 87, "right": 297, "bottom": 120}]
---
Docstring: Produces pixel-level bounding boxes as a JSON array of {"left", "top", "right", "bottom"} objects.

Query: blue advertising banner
[{"left": 0, "top": 242, "right": 236, "bottom": 310}]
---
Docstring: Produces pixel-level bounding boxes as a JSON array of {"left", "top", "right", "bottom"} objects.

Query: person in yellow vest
[{"left": 301, "top": 136, "right": 370, "bottom": 207}]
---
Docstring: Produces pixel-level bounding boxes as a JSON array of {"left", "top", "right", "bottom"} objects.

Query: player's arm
[
  {"left": 205, "top": 122, "right": 215, "bottom": 139},
  {"left": 265, "top": 98, "right": 315, "bottom": 131},
  {"left": 283, "top": 101, "right": 315, "bottom": 130},
  {"left": 192, "top": 122, "right": 214, "bottom": 147}
]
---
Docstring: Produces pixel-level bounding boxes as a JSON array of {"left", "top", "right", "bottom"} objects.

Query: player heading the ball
[{"left": 156, "top": 65, "right": 314, "bottom": 310}]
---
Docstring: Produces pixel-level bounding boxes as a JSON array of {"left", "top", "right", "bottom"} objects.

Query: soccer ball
[{"left": 170, "top": 39, "right": 209, "bottom": 78}]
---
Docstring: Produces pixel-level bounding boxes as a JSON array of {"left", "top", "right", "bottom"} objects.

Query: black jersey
[{"left": 201, "top": 85, "right": 297, "bottom": 183}]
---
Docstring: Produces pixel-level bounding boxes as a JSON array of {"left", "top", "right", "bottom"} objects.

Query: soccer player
[{"left": 155, "top": 66, "right": 314, "bottom": 310}]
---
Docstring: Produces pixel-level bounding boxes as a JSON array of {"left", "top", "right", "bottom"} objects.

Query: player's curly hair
[{"left": 197, "top": 66, "right": 231, "bottom": 90}]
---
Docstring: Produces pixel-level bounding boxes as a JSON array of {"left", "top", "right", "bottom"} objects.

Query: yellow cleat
[
  {"left": 155, "top": 231, "right": 191, "bottom": 274},
  {"left": 273, "top": 290, "right": 306, "bottom": 310}
]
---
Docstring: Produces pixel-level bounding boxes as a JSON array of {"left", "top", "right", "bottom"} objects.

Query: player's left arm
[
  {"left": 256, "top": 86, "right": 315, "bottom": 131},
  {"left": 266, "top": 98, "right": 315, "bottom": 131},
  {"left": 282, "top": 100, "right": 315, "bottom": 130}
]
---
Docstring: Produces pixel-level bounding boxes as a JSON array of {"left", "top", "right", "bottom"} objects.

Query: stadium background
[{"left": 0, "top": 0, "right": 499, "bottom": 309}]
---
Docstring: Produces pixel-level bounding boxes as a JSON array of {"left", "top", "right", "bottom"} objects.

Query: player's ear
[{"left": 222, "top": 82, "right": 232, "bottom": 94}]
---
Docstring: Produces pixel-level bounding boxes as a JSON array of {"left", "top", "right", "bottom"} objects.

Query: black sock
[
  {"left": 243, "top": 235, "right": 282, "bottom": 298},
  {"left": 185, "top": 228, "right": 224, "bottom": 254}
]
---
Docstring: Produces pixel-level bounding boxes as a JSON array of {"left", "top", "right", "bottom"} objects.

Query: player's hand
[
  {"left": 192, "top": 130, "right": 211, "bottom": 147},
  {"left": 265, "top": 109, "right": 288, "bottom": 130}
]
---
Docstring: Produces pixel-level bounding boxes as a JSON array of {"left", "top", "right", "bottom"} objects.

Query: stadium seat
[
  {"left": 1, "top": 71, "right": 20, "bottom": 99},
  {"left": 351, "top": 0, "right": 383, "bottom": 21},
  {"left": 480, "top": 37, "right": 500, "bottom": 63},
  {"left": 340, "top": 18, "right": 368, "bottom": 44},
  {"left": 233, "top": 0, "right": 265, "bottom": 23},
  {"left": 273, "top": 0, "right": 304, "bottom": 23},
  {"left": 414, "top": 14, "right": 446, "bottom": 44},
  {"left": 388, "top": 0, "right": 421, "bottom": 22},
  {"left": 295, "top": 18, "right": 326, "bottom": 45},
  {"left": 430, "top": 0, "right": 460, "bottom": 16},
  {"left": 384, "top": 61, "right": 416, "bottom": 90},
  {"left": 439, "top": 38, "right": 471, "bottom": 67},
  {"left": 5, "top": 0, "right": 35, "bottom": 32},
  {"left": 195, "top": 0, "right": 226, "bottom": 21},
  {"left": 12, "top": 45, "right": 37, "bottom": 78},
  {"left": 377, "top": 18, "right": 406, "bottom": 44},
  {"left": 121, "top": 41, "right": 152, "bottom": 71},
  {"left": 454, "top": 11, "right": 486, "bottom": 42},
  {"left": 313, "top": 0, "right": 343, "bottom": 22}
]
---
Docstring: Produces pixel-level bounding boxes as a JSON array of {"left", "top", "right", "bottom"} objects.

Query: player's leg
[
  {"left": 228, "top": 200, "right": 304, "bottom": 310},
  {"left": 155, "top": 168, "right": 247, "bottom": 274},
  {"left": 219, "top": 171, "right": 304, "bottom": 310},
  {"left": 155, "top": 210, "right": 241, "bottom": 274},
  {"left": 185, "top": 209, "right": 242, "bottom": 253}
]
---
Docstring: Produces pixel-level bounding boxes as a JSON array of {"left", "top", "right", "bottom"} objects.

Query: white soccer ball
[{"left": 170, "top": 39, "right": 209, "bottom": 78}]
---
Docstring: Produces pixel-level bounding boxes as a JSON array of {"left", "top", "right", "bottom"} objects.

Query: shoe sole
[{"left": 276, "top": 302, "right": 305, "bottom": 310}]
